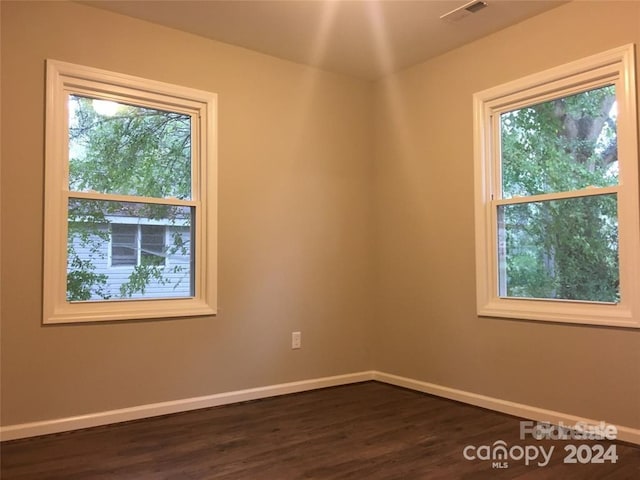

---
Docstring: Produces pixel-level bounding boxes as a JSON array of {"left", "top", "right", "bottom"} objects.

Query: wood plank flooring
[{"left": 1, "top": 381, "right": 639, "bottom": 479}]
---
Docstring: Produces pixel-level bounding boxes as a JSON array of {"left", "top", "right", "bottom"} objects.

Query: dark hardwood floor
[{"left": 1, "top": 381, "right": 638, "bottom": 479}]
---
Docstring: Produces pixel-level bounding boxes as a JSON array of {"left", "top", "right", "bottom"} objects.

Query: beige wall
[
  {"left": 2, "top": 0, "right": 640, "bottom": 432},
  {"left": 0, "top": 1, "right": 373, "bottom": 425},
  {"left": 373, "top": 0, "right": 640, "bottom": 429}
]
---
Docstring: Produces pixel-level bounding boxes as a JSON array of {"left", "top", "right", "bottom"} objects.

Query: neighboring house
[{"left": 68, "top": 215, "right": 192, "bottom": 300}]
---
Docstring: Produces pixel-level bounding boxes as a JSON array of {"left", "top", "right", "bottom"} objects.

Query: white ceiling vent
[{"left": 440, "top": 1, "right": 488, "bottom": 22}]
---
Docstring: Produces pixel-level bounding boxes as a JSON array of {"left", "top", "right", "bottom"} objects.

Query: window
[
  {"left": 44, "top": 60, "right": 217, "bottom": 323},
  {"left": 111, "top": 224, "right": 138, "bottom": 267},
  {"left": 111, "top": 224, "right": 166, "bottom": 267},
  {"left": 140, "top": 226, "right": 166, "bottom": 266},
  {"left": 473, "top": 45, "right": 640, "bottom": 327}
]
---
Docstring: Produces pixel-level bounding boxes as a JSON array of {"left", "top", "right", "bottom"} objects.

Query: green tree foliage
[
  {"left": 66, "top": 96, "right": 191, "bottom": 301},
  {"left": 66, "top": 200, "right": 110, "bottom": 301},
  {"left": 500, "top": 85, "right": 619, "bottom": 302},
  {"left": 69, "top": 96, "right": 191, "bottom": 197}
]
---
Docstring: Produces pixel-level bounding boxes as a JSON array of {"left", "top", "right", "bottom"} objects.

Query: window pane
[
  {"left": 67, "top": 199, "right": 194, "bottom": 301},
  {"left": 68, "top": 95, "right": 192, "bottom": 199},
  {"left": 140, "top": 225, "right": 166, "bottom": 266},
  {"left": 501, "top": 85, "right": 618, "bottom": 198},
  {"left": 498, "top": 194, "right": 618, "bottom": 302},
  {"left": 111, "top": 224, "right": 137, "bottom": 266}
]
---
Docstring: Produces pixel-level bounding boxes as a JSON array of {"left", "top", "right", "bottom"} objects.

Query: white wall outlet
[{"left": 291, "top": 331, "right": 301, "bottom": 349}]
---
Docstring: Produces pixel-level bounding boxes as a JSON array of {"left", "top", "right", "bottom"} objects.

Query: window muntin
[
  {"left": 44, "top": 60, "right": 217, "bottom": 323},
  {"left": 473, "top": 45, "right": 639, "bottom": 327}
]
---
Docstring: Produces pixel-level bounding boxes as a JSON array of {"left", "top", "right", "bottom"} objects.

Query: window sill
[
  {"left": 44, "top": 297, "right": 216, "bottom": 324},
  {"left": 478, "top": 298, "right": 639, "bottom": 328}
]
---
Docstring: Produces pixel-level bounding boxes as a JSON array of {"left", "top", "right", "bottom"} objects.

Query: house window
[
  {"left": 140, "top": 226, "right": 166, "bottom": 266},
  {"left": 111, "top": 224, "right": 138, "bottom": 267},
  {"left": 473, "top": 45, "right": 640, "bottom": 327},
  {"left": 111, "top": 224, "right": 166, "bottom": 267},
  {"left": 44, "top": 60, "right": 217, "bottom": 323}
]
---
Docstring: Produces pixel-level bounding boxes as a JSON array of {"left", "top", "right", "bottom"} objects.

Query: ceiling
[{"left": 82, "top": 0, "right": 566, "bottom": 80}]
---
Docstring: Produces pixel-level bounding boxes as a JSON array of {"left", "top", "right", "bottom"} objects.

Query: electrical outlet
[{"left": 291, "top": 331, "right": 301, "bottom": 349}]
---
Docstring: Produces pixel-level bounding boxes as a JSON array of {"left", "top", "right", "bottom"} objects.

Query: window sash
[
  {"left": 495, "top": 193, "right": 619, "bottom": 303},
  {"left": 65, "top": 94, "right": 199, "bottom": 199}
]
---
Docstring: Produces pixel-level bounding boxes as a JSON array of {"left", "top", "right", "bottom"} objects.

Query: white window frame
[
  {"left": 43, "top": 60, "right": 217, "bottom": 324},
  {"left": 473, "top": 44, "right": 640, "bottom": 328}
]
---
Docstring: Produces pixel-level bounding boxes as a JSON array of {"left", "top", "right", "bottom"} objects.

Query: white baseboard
[
  {"left": 0, "top": 371, "right": 374, "bottom": 442},
  {"left": 372, "top": 371, "right": 640, "bottom": 445},
  {"left": 2, "top": 370, "right": 638, "bottom": 445}
]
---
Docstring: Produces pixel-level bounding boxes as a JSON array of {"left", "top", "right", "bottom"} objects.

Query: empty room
[{"left": 1, "top": 0, "right": 639, "bottom": 478}]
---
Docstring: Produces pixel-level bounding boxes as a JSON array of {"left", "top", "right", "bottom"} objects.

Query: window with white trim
[
  {"left": 473, "top": 45, "right": 640, "bottom": 328},
  {"left": 44, "top": 60, "right": 217, "bottom": 323}
]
